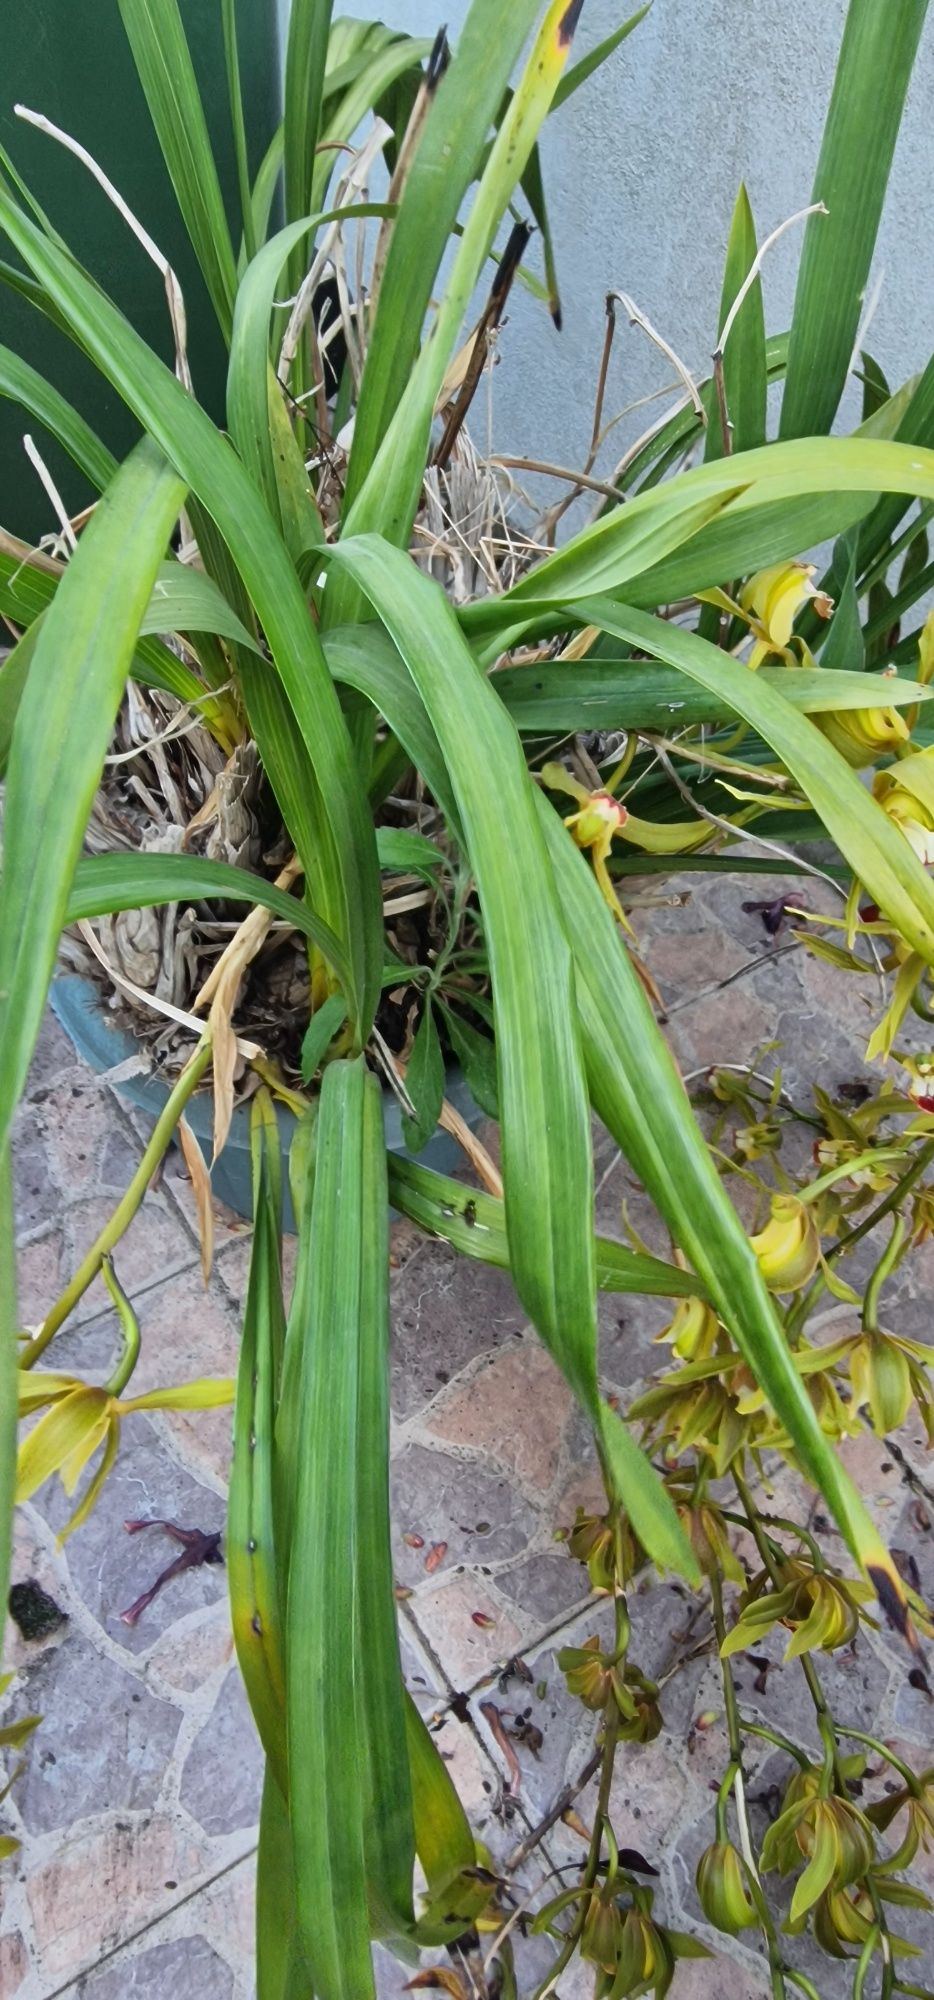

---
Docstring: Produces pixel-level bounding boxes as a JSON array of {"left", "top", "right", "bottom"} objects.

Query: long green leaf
[
  {"left": 256, "top": 1770, "right": 304, "bottom": 2000},
  {"left": 65, "top": 851, "right": 350, "bottom": 989},
  {"left": 327, "top": 534, "right": 696, "bottom": 1581},
  {"left": 221, "top": 0, "right": 256, "bottom": 263},
  {"left": 284, "top": 0, "right": 334, "bottom": 230},
  {"left": 404, "top": 1696, "right": 475, "bottom": 1894},
  {"left": 0, "top": 440, "right": 184, "bottom": 1154},
  {"left": 330, "top": 536, "right": 596, "bottom": 1399},
  {"left": 387, "top": 1155, "right": 707, "bottom": 1298},
  {"left": 553, "top": 4, "right": 650, "bottom": 108},
  {"left": 342, "top": 0, "right": 591, "bottom": 564},
  {"left": 0, "top": 183, "right": 383, "bottom": 1040},
  {"left": 0, "top": 617, "right": 43, "bottom": 776},
  {"left": 144, "top": 559, "right": 261, "bottom": 652},
  {"left": 0, "top": 549, "right": 222, "bottom": 728},
  {"left": 535, "top": 789, "right": 906, "bottom": 1611},
  {"left": 780, "top": 0, "right": 929, "bottom": 439},
  {"left": 227, "top": 206, "right": 392, "bottom": 533},
  {"left": 706, "top": 183, "right": 766, "bottom": 460},
  {"left": 287, "top": 1057, "right": 412, "bottom": 1997},
  {"left": 313, "top": 38, "right": 434, "bottom": 208},
  {"left": 0, "top": 343, "right": 117, "bottom": 490},
  {"left": 577, "top": 598, "right": 934, "bottom": 966},
  {"left": 343, "top": 0, "right": 543, "bottom": 512},
  {"left": 229, "top": 1106, "right": 288, "bottom": 1794},
  {"left": 117, "top": 0, "right": 238, "bottom": 338},
  {"left": 493, "top": 659, "right": 930, "bottom": 734},
  {"left": 462, "top": 443, "right": 934, "bottom": 670}
]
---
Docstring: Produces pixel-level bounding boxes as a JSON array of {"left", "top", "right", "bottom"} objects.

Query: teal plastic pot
[
  {"left": 50, "top": 975, "right": 484, "bottom": 1235},
  {"left": 1, "top": 0, "right": 281, "bottom": 544}
]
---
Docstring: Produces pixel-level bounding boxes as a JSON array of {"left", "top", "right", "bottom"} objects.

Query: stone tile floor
[{"left": 3, "top": 870, "right": 934, "bottom": 1996}]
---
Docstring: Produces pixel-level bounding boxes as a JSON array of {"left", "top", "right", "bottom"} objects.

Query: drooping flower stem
[{"left": 22, "top": 1035, "right": 213, "bottom": 1366}]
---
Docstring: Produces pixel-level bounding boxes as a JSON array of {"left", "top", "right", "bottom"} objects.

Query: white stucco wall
[{"left": 278, "top": 2, "right": 934, "bottom": 483}]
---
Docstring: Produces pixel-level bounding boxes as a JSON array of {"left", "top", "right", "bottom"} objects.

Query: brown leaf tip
[
  {"left": 427, "top": 26, "right": 451, "bottom": 90},
  {"left": 868, "top": 1563, "right": 916, "bottom": 1647},
  {"left": 558, "top": 0, "right": 586, "bottom": 47}
]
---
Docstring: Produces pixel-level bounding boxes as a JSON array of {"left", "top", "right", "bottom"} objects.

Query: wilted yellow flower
[
  {"left": 558, "top": 1634, "right": 612, "bottom": 1710},
  {"left": 677, "top": 1499, "right": 745, "bottom": 1585},
  {"left": 629, "top": 1362, "right": 751, "bottom": 1475},
  {"left": 762, "top": 1790, "right": 874, "bottom": 1922},
  {"left": 567, "top": 1508, "right": 618, "bottom": 1593},
  {"left": 721, "top": 1558, "right": 872, "bottom": 1661},
  {"left": 867, "top": 1767, "right": 934, "bottom": 1871},
  {"left": 749, "top": 1194, "right": 820, "bottom": 1293},
  {"left": 581, "top": 1889, "right": 625, "bottom": 1973},
  {"left": 848, "top": 1328, "right": 934, "bottom": 1442}
]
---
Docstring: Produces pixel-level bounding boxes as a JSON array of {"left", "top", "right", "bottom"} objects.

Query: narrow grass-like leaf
[
  {"left": 144, "top": 560, "right": 261, "bottom": 652},
  {"left": 283, "top": 0, "right": 334, "bottom": 231},
  {"left": 462, "top": 436, "right": 934, "bottom": 632},
  {"left": 312, "top": 38, "right": 433, "bottom": 207},
  {"left": 0, "top": 439, "right": 184, "bottom": 1154},
  {"left": 404, "top": 1696, "right": 475, "bottom": 1893},
  {"left": 493, "top": 659, "right": 929, "bottom": 733},
  {"left": 256, "top": 1770, "right": 304, "bottom": 2000},
  {"left": 65, "top": 851, "right": 350, "bottom": 991},
  {"left": 353, "top": 1069, "right": 415, "bottom": 1935},
  {"left": 0, "top": 551, "right": 223, "bottom": 729},
  {"left": 249, "top": 123, "right": 284, "bottom": 255},
  {"left": 229, "top": 1106, "right": 288, "bottom": 1794},
  {"left": 402, "top": 1002, "right": 443, "bottom": 1153},
  {"left": 0, "top": 343, "right": 117, "bottom": 490},
  {"left": 221, "top": 0, "right": 256, "bottom": 263},
  {"left": 0, "top": 185, "right": 383, "bottom": 1040},
  {"left": 287, "top": 1058, "right": 414, "bottom": 1992},
  {"left": 553, "top": 4, "right": 650, "bottom": 107},
  {"left": 329, "top": 535, "right": 596, "bottom": 1401},
  {"left": 287, "top": 1057, "right": 374, "bottom": 1998},
  {"left": 577, "top": 598, "right": 934, "bottom": 965},
  {"left": 535, "top": 787, "right": 908, "bottom": 1612},
  {"left": 0, "top": 618, "right": 43, "bottom": 775},
  {"left": 342, "top": 0, "right": 592, "bottom": 563},
  {"left": 343, "top": 0, "right": 542, "bottom": 512},
  {"left": 820, "top": 534, "right": 866, "bottom": 671},
  {"left": 706, "top": 184, "right": 766, "bottom": 460},
  {"left": 386, "top": 1156, "right": 706, "bottom": 1299},
  {"left": 327, "top": 536, "right": 696, "bottom": 1579},
  {"left": 117, "top": 0, "right": 239, "bottom": 338},
  {"left": 227, "top": 206, "right": 391, "bottom": 533},
  {"left": 780, "top": 0, "right": 929, "bottom": 439}
]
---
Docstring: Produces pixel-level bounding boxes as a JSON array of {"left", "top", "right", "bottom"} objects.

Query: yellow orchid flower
[
  {"left": 16, "top": 1260, "right": 232, "bottom": 1540},
  {"left": 541, "top": 761, "right": 711, "bottom": 924},
  {"left": 749, "top": 1193, "right": 820, "bottom": 1293},
  {"left": 739, "top": 561, "right": 832, "bottom": 668},
  {"left": 816, "top": 697, "right": 911, "bottom": 768},
  {"left": 873, "top": 743, "right": 934, "bottom": 863}
]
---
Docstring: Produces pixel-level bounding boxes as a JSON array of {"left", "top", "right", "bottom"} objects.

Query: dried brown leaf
[{"left": 178, "top": 1116, "right": 214, "bottom": 1283}]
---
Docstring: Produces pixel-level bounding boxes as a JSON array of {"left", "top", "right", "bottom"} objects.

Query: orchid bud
[{"left": 696, "top": 1841, "right": 759, "bottom": 1933}]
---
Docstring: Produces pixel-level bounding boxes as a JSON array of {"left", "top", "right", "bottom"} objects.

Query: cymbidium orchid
[
  {"left": 16, "top": 1259, "right": 233, "bottom": 1539},
  {"left": 540, "top": 761, "right": 712, "bottom": 927}
]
